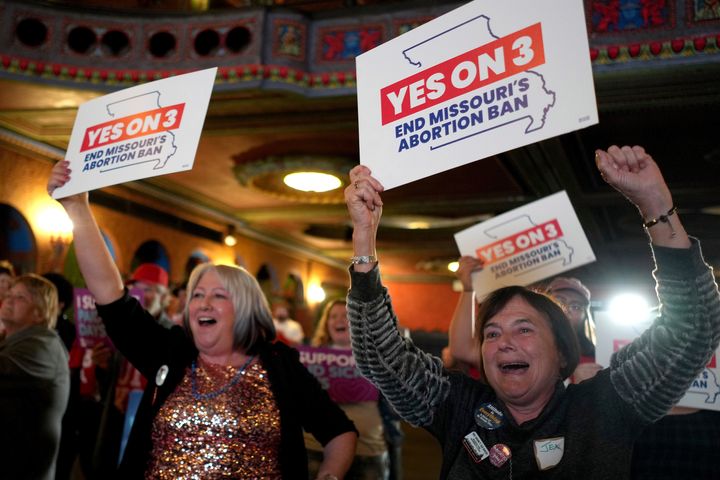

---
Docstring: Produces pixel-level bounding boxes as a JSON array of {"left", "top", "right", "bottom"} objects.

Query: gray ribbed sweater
[{"left": 347, "top": 240, "right": 720, "bottom": 479}]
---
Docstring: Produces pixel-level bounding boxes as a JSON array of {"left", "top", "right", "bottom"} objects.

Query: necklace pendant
[{"left": 191, "top": 355, "right": 256, "bottom": 401}]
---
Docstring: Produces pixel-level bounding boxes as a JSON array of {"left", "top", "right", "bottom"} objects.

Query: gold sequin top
[{"left": 147, "top": 358, "right": 282, "bottom": 479}]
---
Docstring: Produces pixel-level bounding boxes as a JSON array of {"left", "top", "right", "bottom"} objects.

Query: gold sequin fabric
[{"left": 147, "top": 358, "right": 282, "bottom": 479}]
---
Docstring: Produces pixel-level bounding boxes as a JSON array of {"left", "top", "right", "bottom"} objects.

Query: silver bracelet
[{"left": 351, "top": 255, "right": 377, "bottom": 265}]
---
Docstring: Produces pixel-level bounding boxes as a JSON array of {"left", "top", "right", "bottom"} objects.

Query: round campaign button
[
  {"left": 475, "top": 402, "right": 505, "bottom": 430},
  {"left": 155, "top": 364, "right": 169, "bottom": 386},
  {"left": 489, "top": 443, "right": 511, "bottom": 468}
]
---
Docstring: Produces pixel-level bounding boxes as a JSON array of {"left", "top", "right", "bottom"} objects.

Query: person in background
[
  {"left": 0, "top": 260, "right": 16, "bottom": 339},
  {"left": 112, "top": 262, "right": 173, "bottom": 410},
  {"left": 447, "top": 256, "right": 487, "bottom": 379},
  {"left": 378, "top": 392, "right": 404, "bottom": 480},
  {"left": 127, "top": 263, "right": 173, "bottom": 329},
  {"left": 0, "top": 260, "right": 14, "bottom": 304},
  {"left": 0, "top": 274, "right": 70, "bottom": 480},
  {"left": 544, "top": 276, "right": 602, "bottom": 383},
  {"left": 41, "top": 271, "right": 80, "bottom": 480},
  {"left": 42, "top": 272, "right": 76, "bottom": 351},
  {"left": 167, "top": 282, "right": 188, "bottom": 326},
  {"left": 48, "top": 161, "right": 357, "bottom": 480},
  {"left": 88, "top": 262, "right": 175, "bottom": 475},
  {"left": 272, "top": 296, "right": 305, "bottom": 345},
  {"left": 306, "top": 299, "right": 390, "bottom": 480},
  {"left": 344, "top": 145, "right": 720, "bottom": 478},
  {"left": 549, "top": 273, "right": 720, "bottom": 478},
  {"left": 112, "top": 263, "right": 172, "bottom": 399},
  {"left": 546, "top": 277, "right": 720, "bottom": 478}
]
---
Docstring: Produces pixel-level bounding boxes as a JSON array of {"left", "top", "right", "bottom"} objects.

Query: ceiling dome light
[
  {"left": 283, "top": 172, "right": 342, "bottom": 192},
  {"left": 223, "top": 235, "right": 237, "bottom": 247},
  {"left": 407, "top": 221, "right": 431, "bottom": 230},
  {"left": 223, "top": 225, "right": 237, "bottom": 247},
  {"left": 234, "top": 154, "right": 354, "bottom": 204}
]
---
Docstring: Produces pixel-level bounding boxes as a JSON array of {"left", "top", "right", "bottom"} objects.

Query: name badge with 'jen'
[{"left": 534, "top": 437, "right": 564, "bottom": 470}]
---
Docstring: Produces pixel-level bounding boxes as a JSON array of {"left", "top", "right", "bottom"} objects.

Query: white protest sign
[
  {"left": 356, "top": 0, "right": 597, "bottom": 189},
  {"left": 52, "top": 67, "right": 217, "bottom": 199},
  {"left": 454, "top": 191, "right": 595, "bottom": 298},
  {"left": 595, "top": 311, "right": 720, "bottom": 411}
]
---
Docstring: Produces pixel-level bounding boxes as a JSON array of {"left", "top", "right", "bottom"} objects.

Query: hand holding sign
[
  {"left": 455, "top": 191, "right": 595, "bottom": 298},
  {"left": 52, "top": 67, "right": 216, "bottom": 199},
  {"left": 457, "top": 256, "right": 484, "bottom": 292},
  {"left": 48, "top": 160, "right": 89, "bottom": 213},
  {"left": 356, "top": 0, "right": 597, "bottom": 189},
  {"left": 345, "top": 165, "right": 384, "bottom": 272}
]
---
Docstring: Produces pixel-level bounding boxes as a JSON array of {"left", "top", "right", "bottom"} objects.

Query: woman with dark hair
[
  {"left": 449, "top": 261, "right": 602, "bottom": 384},
  {"left": 48, "top": 162, "right": 357, "bottom": 480},
  {"left": 344, "top": 145, "right": 720, "bottom": 479},
  {"left": 474, "top": 286, "right": 581, "bottom": 380}
]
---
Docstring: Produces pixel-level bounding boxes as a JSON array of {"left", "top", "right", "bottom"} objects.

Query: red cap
[
  {"left": 546, "top": 277, "right": 590, "bottom": 303},
  {"left": 129, "top": 263, "right": 169, "bottom": 288}
]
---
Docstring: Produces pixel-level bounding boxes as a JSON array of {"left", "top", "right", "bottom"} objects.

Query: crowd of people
[
  {"left": 0, "top": 240, "right": 397, "bottom": 479},
  {"left": 0, "top": 142, "right": 718, "bottom": 480}
]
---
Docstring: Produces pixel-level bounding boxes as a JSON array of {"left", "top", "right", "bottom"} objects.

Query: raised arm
[
  {"left": 595, "top": 146, "right": 720, "bottom": 421},
  {"left": 47, "top": 161, "right": 124, "bottom": 304},
  {"left": 344, "top": 166, "right": 449, "bottom": 426},
  {"left": 346, "top": 165, "right": 383, "bottom": 273},
  {"left": 447, "top": 256, "right": 483, "bottom": 366},
  {"left": 595, "top": 145, "right": 690, "bottom": 249}
]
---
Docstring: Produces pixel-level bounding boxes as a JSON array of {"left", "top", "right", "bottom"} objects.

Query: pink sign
[
  {"left": 74, "top": 287, "right": 143, "bottom": 349},
  {"left": 297, "top": 345, "right": 378, "bottom": 403}
]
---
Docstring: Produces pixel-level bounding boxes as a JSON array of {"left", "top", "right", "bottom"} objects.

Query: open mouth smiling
[
  {"left": 198, "top": 317, "right": 217, "bottom": 326},
  {"left": 499, "top": 362, "right": 529, "bottom": 373}
]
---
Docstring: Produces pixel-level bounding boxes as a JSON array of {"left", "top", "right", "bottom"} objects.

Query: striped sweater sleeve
[
  {"left": 610, "top": 238, "right": 720, "bottom": 423},
  {"left": 347, "top": 264, "right": 450, "bottom": 427}
]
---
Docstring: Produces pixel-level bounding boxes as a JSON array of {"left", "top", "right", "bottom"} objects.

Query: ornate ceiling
[{"left": 1, "top": 0, "right": 719, "bottom": 294}]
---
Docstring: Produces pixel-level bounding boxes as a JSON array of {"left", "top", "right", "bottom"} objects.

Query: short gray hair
[
  {"left": 184, "top": 263, "right": 276, "bottom": 352},
  {"left": 14, "top": 274, "right": 59, "bottom": 329}
]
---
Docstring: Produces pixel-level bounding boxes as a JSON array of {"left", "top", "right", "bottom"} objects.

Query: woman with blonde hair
[{"left": 48, "top": 161, "right": 356, "bottom": 480}]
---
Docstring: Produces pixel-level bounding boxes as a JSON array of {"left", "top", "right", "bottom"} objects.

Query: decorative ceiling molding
[{"left": 2, "top": 0, "right": 719, "bottom": 95}]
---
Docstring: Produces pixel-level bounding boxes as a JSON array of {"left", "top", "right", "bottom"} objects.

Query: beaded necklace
[{"left": 191, "top": 355, "right": 256, "bottom": 401}]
